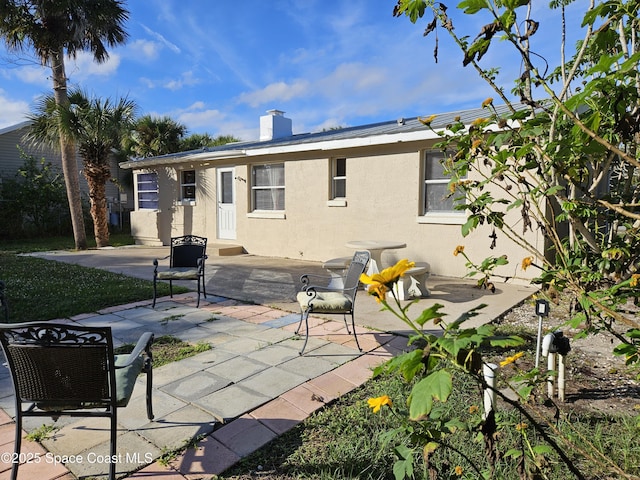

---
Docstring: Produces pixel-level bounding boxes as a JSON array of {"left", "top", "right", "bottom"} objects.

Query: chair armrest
[
  {"left": 197, "top": 255, "right": 208, "bottom": 272},
  {"left": 115, "top": 332, "right": 154, "bottom": 369},
  {"left": 301, "top": 284, "right": 347, "bottom": 295},
  {"left": 153, "top": 255, "right": 171, "bottom": 269},
  {"left": 300, "top": 273, "right": 333, "bottom": 288}
]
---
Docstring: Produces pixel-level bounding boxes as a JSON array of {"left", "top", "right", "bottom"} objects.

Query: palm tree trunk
[
  {"left": 85, "top": 164, "right": 111, "bottom": 248},
  {"left": 50, "top": 49, "right": 87, "bottom": 250}
]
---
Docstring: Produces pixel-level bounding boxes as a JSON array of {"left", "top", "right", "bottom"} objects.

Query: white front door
[{"left": 217, "top": 167, "right": 236, "bottom": 239}]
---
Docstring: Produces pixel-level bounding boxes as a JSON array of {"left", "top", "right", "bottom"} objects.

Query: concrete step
[{"left": 209, "top": 243, "right": 245, "bottom": 256}]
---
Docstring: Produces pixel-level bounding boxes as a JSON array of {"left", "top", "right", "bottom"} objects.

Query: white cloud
[
  {"left": 66, "top": 50, "right": 121, "bottom": 81},
  {"left": 237, "top": 80, "right": 311, "bottom": 108},
  {"left": 139, "top": 77, "right": 156, "bottom": 89},
  {"left": 139, "top": 24, "right": 181, "bottom": 54},
  {"left": 0, "top": 90, "right": 30, "bottom": 128},
  {"left": 128, "top": 39, "right": 162, "bottom": 61},
  {"left": 13, "top": 65, "right": 50, "bottom": 88},
  {"left": 174, "top": 102, "right": 226, "bottom": 131},
  {"left": 316, "top": 63, "right": 386, "bottom": 97},
  {"left": 163, "top": 71, "right": 200, "bottom": 91}
]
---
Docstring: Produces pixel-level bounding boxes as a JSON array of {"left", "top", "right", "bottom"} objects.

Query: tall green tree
[
  {"left": 28, "top": 90, "right": 137, "bottom": 247},
  {"left": 124, "top": 115, "right": 187, "bottom": 158},
  {"left": 0, "top": 149, "right": 69, "bottom": 238},
  {"left": 179, "top": 133, "right": 241, "bottom": 151},
  {"left": 394, "top": 0, "right": 640, "bottom": 337},
  {"left": 0, "top": 0, "right": 129, "bottom": 249}
]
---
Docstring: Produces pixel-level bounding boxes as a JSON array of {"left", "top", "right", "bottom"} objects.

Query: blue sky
[{"left": 0, "top": 0, "right": 586, "bottom": 141}]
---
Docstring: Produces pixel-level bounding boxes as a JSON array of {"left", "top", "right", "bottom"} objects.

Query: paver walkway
[
  {"left": 0, "top": 293, "right": 408, "bottom": 480},
  {"left": 1, "top": 247, "right": 536, "bottom": 479}
]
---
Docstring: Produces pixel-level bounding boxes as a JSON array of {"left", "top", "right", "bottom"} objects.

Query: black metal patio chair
[
  {"left": 295, "top": 250, "right": 370, "bottom": 355},
  {"left": 0, "top": 322, "right": 154, "bottom": 480},
  {"left": 152, "top": 235, "right": 208, "bottom": 307}
]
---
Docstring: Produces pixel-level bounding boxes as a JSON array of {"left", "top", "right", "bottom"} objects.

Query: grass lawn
[
  {"left": 0, "top": 233, "right": 186, "bottom": 322},
  {"left": 0, "top": 232, "right": 137, "bottom": 253}
]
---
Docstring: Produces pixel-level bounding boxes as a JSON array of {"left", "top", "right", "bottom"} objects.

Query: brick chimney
[{"left": 260, "top": 109, "right": 292, "bottom": 141}]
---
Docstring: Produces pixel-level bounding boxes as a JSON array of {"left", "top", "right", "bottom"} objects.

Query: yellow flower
[
  {"left": 367, "top": 395, "right": 393, "bottom": 413},
  {"left": 455, "top": 465, "right": 464, "bottom": 476},
  {"left": 500, "top": 351, "right": 524, "bottom": 367},
  {"left": 521, "top": 256, "right": 534, "bottom": 271},
  {"left": 472, "top": 117, "right": 488, "bottom": 126},
  {"left": 453, "top": 245, "right": 465, "bottom": 256},
  {"left": 419, "top": 114, "right": 437, "bottom": 126},
  {"left": 482, "top": 97, "right": 494, "bottom": 107},
  {"left": 515, "top": 422, "right": 528, "bottom": 431},
  {"left": 631, "top": 274, "right": 640, "bottom": 288},
  {"left": 360, "top": 259, "right": 415, "bottom": 303},
  {"left": 468, "top": 405, "right": 479, "bottom": 414},
  {"left": 471, "top": 138, "right": 483, "bottom": 150}
]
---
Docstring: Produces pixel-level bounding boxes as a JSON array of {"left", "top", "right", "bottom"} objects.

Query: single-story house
[
  {"left": 0, "top": 121, "right": 132, "bottom": 225},
  {"left": 120, "top": 107, "right": 541, "bottom": 280}
]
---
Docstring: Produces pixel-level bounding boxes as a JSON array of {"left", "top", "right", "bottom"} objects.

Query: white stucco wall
[{"left": 130, "top": 140, "right": 541, "bottom": 281}]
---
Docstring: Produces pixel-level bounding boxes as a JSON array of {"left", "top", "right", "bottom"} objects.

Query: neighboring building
[
  {"left": 0, "top": 121, "right": 132, "bottom": 225},
  {"left": 120, "top": 107, "right": 541, "bottom": 280}
]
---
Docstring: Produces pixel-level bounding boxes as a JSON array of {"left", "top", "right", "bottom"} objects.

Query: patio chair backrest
[
  {"left": 170, "top": 235, "right": 208, "bottom": 268},
  {"left": 343, "top": 251, "right": 370, "bottom": 297},
  {"left": 0, "top": 323, "right": 115, "bottom": 406}
]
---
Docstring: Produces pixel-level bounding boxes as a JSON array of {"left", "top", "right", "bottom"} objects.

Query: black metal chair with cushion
[
  {"left": 0, "top": 322, "right": 154, "bottom": 480},
  {"left": 295, "top": 250, "right": 370, "bottom": 355},
  {"left": 153, "top": 235, "right": 208, "bottom": 307}
]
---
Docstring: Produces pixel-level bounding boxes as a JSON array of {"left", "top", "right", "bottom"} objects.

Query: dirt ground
[{"left": 494, "top": 298, "right": 640, "bottom": 416}]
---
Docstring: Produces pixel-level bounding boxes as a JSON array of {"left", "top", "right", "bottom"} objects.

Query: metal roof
[
  {"left": 0, "top": 120, "right": 32, "bottom": 136},
  {"left": 120, "top": 102, "right": 525, "bottom": 169}
]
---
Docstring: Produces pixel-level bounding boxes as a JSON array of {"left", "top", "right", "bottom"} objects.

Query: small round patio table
[{"left": 344, "top": 240, "right": 407, "bottom": 276}]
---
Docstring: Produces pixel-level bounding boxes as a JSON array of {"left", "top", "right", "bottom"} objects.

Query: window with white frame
[
  {"left": 331, "top": 158, "right": 346, "bottom": 199},
  {"left": 136, "top": 172, "right": 159, "bottom": 210},
  {"left": 423, "top": 150, "right": 463, "bottom": 214},
  {"left": 251, "top": 163, "right": 285, "bottom": 211},
  {"left": 180, "top": 170, "right": 196, "bottom": 202}
]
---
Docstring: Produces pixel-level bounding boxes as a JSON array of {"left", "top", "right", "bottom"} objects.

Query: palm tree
[
  {"left": 0, "top": 0, "right": 129, "bottom": 250},
  {"left": 179, "top": 133, "right": 241, "bottom": 151},
  {"left": 125, "top": 115, "right": 187, "bottom": 158},
  {"left": 28, "top": 90, "right": 137, "bottom": 247}
]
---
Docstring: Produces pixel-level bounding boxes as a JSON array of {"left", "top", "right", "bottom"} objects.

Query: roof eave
[
  {"left": 121, "top": 128, "right": 443, "bottom": 169},
  {"left": 245, "top": 128, "right": 443, "bottom": 156},
  {"left": 119, "top": 149, "right": 247, "bottom": 169}
]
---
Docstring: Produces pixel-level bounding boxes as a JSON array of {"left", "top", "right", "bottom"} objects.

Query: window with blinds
[
  {"left": 136, "top": 172, "right": 159, "bottom": 210},
  {"left": 251, "top": 163, "right": 285, "bottom": 211}
]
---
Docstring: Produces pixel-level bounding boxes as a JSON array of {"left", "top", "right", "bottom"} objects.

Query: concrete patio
[{"left": 0, "top": 246, "right": 537, "bottom": 479}]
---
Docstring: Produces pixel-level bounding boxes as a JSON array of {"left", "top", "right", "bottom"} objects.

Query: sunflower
[
  {"left": 419, "top": 114, "right": 437, "bottom": 126},
  {"left": 360, "top": 259, "right": 415, "bottom": 303},
  {"left": 521, "top": 256, "right": 534, "bottom": 270},
  {"left": 367, "top": 395, "right": 393, "bottom": 413}
]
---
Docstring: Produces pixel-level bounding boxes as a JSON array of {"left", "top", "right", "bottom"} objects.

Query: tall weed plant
[{"left": 360, "top": 259, "right": 639, "bottom": 479}]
